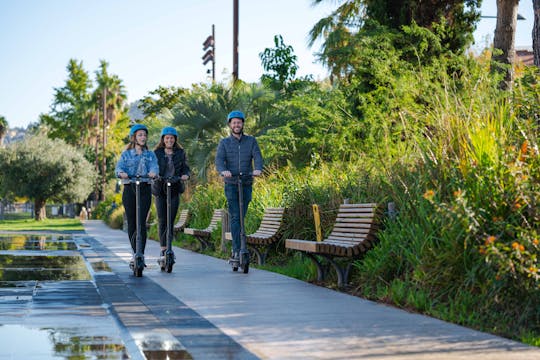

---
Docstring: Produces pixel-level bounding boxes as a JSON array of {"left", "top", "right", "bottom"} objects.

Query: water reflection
[
  {"left": 0, "top": 324, "right": 128, "bottom": 359},
  {"left": 0, "top": 254, "right": 91, "bottom": 281},
  {"left": 0, "top": 234, "right": 77, "bottom": 251},
  {"left": 0, "top": 233, "right": 90, "bottom": 281},
  {"left": 90, "top": 260, "right": 112, "bottom": 273}
]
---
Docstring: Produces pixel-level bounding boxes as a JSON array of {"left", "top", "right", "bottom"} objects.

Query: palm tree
[
  {"left": 92, "top": 60, "right": 128, "bottom": 200},
  {"left": 172, "top": 81, "right": 274, "bottom": 181},
  {"left": 309, "top": 1, "right": 364, "bottom": 81}
]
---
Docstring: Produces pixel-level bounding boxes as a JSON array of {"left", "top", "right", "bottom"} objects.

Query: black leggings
[
  {"left": 122, "top": 184, "right": 152, "bottom": 254},
  {"left": 155, "top": 193, "right": 180, "bottom": 247}
]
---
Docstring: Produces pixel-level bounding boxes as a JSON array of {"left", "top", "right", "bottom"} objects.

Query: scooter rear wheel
[{"left": 242, "top": 253, "right": 250, "bottom": 274}]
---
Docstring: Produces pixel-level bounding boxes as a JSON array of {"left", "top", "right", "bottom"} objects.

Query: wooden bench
[
  {"left": 285, "top": 203, "right": 382, "bottom": 288},
  {"left": 225, "top": 207, "right": 286, "bottom": 265},
  {"left": 173, "top": 209, "right": 190, "bottom": 234},
  {"left": 183, "top": 209, "right": 223, "bottom": 250}
]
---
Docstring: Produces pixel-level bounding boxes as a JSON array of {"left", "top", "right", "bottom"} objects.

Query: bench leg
[
  {"left": 195, "top": 236, "right": 212, "bottom": 251},
  {"left": 250, "top": 246, "right": 267, "bottom": 265},
  {"left": 321, "top": 255, "right": 349, "bottom": 288},
  {"left": 304, "top": 253, "right": 325, "bottom": 282}
]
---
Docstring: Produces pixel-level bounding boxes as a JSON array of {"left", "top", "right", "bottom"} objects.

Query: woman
[
  {"left": 115, "top": 123, "right": 158, "bottom": 265},
  {"left": 152, "top": 126, "right": 190, "bottom": 261}
]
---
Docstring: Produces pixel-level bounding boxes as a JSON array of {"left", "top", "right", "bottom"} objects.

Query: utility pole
[
  {"left": 94, "top": 110, "right": 100, "bottom": 206},
  {"left": 233, "top": 0, "right": 239, "bottom": 82}
]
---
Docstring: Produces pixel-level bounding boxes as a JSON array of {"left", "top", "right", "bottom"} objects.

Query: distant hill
[
  {"left": 3, "top": 127, "right": 26, "bottom": 144},
  {"left": 128, "top": 101, "right": 145, "bottom": 122}
]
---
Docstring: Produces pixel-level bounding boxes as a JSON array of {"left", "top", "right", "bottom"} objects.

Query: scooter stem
[{"left": 166, "top": 179, "right": 172, "bottom": 253}]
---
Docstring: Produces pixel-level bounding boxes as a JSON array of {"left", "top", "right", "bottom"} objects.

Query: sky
[{"left": 0, "top": 1, "right": 535, "bottom": 129}]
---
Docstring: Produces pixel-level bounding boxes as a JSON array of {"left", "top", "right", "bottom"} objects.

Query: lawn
[{"left": 0, "top": 218, "right": 84, "bottom": 231}]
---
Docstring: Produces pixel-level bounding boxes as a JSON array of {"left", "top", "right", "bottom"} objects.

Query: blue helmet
[
  {"left": 129, "top": 124, "right": 148, "bottom": 137},
  {"left": 161, "top": 126, "right": 178, "bottom": 138},
  {"left": 227, "top": 110, "right": 245, "bottom": 123}
]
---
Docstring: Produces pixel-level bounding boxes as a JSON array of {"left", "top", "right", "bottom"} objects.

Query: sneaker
[
  {"left": 129, "top": 255, "right": 135, "bottom": 269},
  {"left": 158, "top": 250, "right": 165, "bottom": 267}
]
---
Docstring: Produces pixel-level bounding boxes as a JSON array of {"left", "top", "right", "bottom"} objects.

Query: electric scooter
[
  {"left": 129, "top": 175, "right": 152, "bottom": 277},
  {"left": 228, "top": 173, "right": 250, "bottom": 274},
  {"left": 158, "top": 177, "right": 176, "bottom": 273}
]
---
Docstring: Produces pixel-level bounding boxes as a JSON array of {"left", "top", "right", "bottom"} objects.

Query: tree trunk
[
  {"left": 534, "top": 0, "right": 540, "bottom": 66},
  {"left": 492, "top": 0, "right": 520, "bottom": 89},
  {"left": 34, "top": 198, "right": 47, "bottom": 221}
]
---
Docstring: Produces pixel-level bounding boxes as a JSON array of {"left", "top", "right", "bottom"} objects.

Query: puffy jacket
[
  {"left": 151, "top": 147, "right": 190, "bottom": 197},
  {"left": 215, "top": 134, "right": 263, "bottom": 185}
]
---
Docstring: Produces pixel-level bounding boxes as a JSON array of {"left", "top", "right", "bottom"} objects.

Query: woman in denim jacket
[{"left": 115, "top": 124, "right": 159, "bottom": 264}]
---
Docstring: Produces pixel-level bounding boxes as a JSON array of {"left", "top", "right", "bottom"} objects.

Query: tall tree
[
  {"left": 92, "top": 60, "right": 128, "bottom": 200},
  {"left": 0, "top": 115, "right": 7, "bottom": 146},
  {"left": 138, "top": 86, "right": 186, "bottom": 119},
  {"left": 40, "top": 59, "right": 93, "bottom": 146},
  {"left": 259, "top": 35, "right": 299, "bottom": 91},
  {"left": 492, "top": 0, "right": 520, "bottom": 89},
  {"left": 534, "top": 0, "right": 540, "bottom": 66},
  {"left": 0, "top": 134, "right": 94, "bottom": 220},
  {"left": 309, "top": 0, "right": 481, "bottom": 78}
]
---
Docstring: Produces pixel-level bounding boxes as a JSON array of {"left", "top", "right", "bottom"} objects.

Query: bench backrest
[
  {"left": 255, "top": 207, "right": 285, "bottom": 234},
  {"left": 325, "top": 203, "right": 381, "bottom": 244},
  {"left": 175, "top": 209, "right": 190, "bottom": 228},
  {"left": 205, "top": 209, "right": 223, "bottom": 232}
]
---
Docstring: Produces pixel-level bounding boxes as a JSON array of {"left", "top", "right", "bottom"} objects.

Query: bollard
[{"left": 312, "top": 204, "right": 322, "bottom": 242}]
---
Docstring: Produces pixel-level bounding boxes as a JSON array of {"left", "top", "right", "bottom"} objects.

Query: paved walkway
[{"left": 82, "top": 220, "right": 540, "bottom": 359}]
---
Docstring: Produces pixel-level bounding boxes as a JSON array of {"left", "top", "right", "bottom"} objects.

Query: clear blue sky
[{"left": 0, "top": 0, "right": 535, "bottom": 129}]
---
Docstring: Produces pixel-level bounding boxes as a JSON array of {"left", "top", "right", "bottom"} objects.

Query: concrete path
[{"left": 82, "top": 220, "right": 540, "bottom": 360}]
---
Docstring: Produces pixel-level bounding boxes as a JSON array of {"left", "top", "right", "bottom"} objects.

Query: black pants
[
  {"left": 155, "top": 193, "right": 179, "bottom": 248},
  {"left": 122, "top": 183, "right": 152, "bottom": 254}
]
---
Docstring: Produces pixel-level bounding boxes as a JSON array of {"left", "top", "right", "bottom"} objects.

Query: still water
[{"left": 0, "top": 233, "right": 128, "bottom": 359}]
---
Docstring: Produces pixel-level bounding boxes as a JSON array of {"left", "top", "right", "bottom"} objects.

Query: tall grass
[{"left": 354, "top": 62, "right": 540, "bottom": 343}]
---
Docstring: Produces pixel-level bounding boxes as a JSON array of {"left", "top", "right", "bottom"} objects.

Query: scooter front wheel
[
  {"left": 135, "top": 256, "right": 144, "bottom": 277},
  {"left": 165, "top": 253, "right": 175, "bottom": 273}
]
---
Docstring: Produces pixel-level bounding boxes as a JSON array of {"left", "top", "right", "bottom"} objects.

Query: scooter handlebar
[
  {"left": 125, "top": 176, "right": 154, "bottom": 184},
  {"left": 155, "top": 176, "right": 186, "bottom": 185}
]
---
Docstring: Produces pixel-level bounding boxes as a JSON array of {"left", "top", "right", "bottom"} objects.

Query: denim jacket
[{"left": 115, "top": 148, "right": 159, "bottom": 184}]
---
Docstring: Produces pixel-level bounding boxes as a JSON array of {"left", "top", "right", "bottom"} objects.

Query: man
[{"left": 215, "top": 110, "right": 263, "bottom": 261}]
